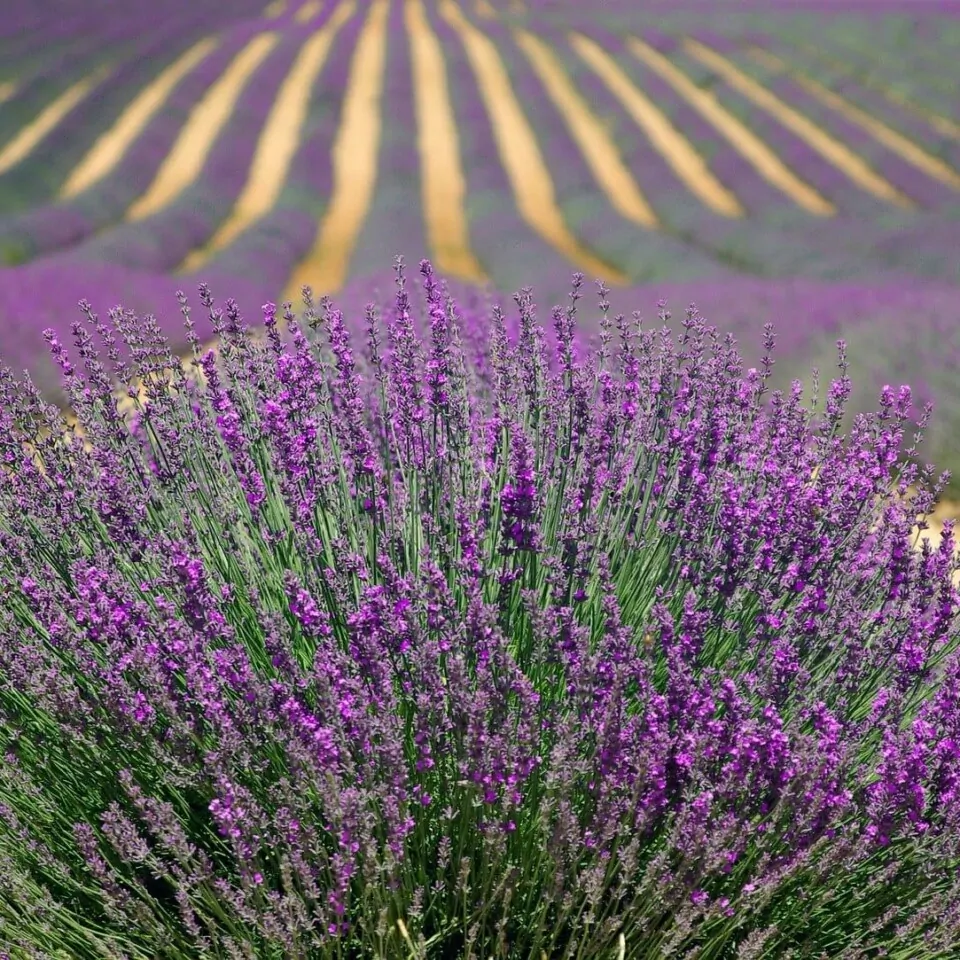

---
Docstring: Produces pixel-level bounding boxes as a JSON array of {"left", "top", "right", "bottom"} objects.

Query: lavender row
[
  {"left": 581, "top": 23, "right": 808, "bottom": 226},
  {"left": 0, "top": 18, "right": 298, "bottom": 265},
  {"left": 670, "top": 34, "right": 908, "bottom": 222},
  {"left": 0, "top": 0, "right": 292, "bottom": 218},
  {"left": 0, "top": 31, "right": 230, "bottom": 225},
  {"left": 547, "top": 23, "right": 945, "bottom": 283},
  {"left": 0, "top": 0, "right": 266, "bottom": 42},
  {"left": 551, "top": 22, "right": 833, "bottom": 279},
  {"left": 716, "top": 44, "right": 959, "bottom": 210},
  {"left": 810, "top": 18, "right": 960, "bottom": 112},
  {"left": 745, "top": 30, "right": 960, "bottom": 172},
  {"left": 426, "top": 3, "right": 577, "bottom": 302},
  {"left": 727, "top": 11, "right": 960, "bottom": 117},
  {"left": 347, "top": 0, "right": 431, "bottom": 282}
]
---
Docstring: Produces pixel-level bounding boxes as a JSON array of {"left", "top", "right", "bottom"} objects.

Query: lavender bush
[{"left": 2, "top": 258, "right": 960, "bottom": 958}]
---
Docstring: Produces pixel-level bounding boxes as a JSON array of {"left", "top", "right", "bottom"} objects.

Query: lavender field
[
  {"left": 1, "top": 1, "right": 958, "bottom": 422},
  {"left": 3, "top": 2, "right": 960, "bottom": 957}
]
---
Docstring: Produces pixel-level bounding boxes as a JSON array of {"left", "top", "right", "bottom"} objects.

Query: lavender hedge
[
  {"left": 0, "top": 260, "right": 269, "bottom": 405},
  {"left": 1, "top": 260, "right": 960, "bottom": 957}
]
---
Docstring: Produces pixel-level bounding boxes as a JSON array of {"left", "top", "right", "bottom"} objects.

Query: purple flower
[{"left": 1, "top": 265, "right": 959, "bottom": 957}]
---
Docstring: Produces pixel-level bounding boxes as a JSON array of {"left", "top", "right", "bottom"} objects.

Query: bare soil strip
[
  {"left": 0, "top": 64, "right": 113, "bottom": 176},
  {"left": 627, "top": 36, "right": 834, "bottom": 216},
  {"left": 284, "top": 0, "right": 390, "bottom": 302},
  {"left": 180, "top": 1, "right": 357, "bottom": 273},
  {"left": 515, "top": 29, "right": 663, "bottom": 227},
  {"left": 747, "top": 47, "right": 960, "bottom": 193},
  {"left": 406, "top": 0, "right": 488, "bottom": 283},
  {"left": 791, "top": 39, "right": 960, "bottom": 142},
  {"left": 294, "top": 0, "right": 324, "bottom": 24},
  {"left": 61, "top": 38, "right": 220, "bottom": 199}
]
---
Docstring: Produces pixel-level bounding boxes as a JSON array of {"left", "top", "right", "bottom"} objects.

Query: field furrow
[
  {"left": 744, "top": 34, "right": 960, "bottom": 169},
  {"left": 738, "top": 47, "right": 960, "bottom": 210},
  {"left": 793, "top": 17, "right": 960, "bottom": 117},
  {"left": 555, "top": 26, "right": 953, "bottom": 283},
  {"left": 566, "top": 31, "right": 742, "bottom": 219},
  {"left": 180, "top": 2, "right": 368, "bottom": 304},
  {"left": 555, "top": 27, "right": 876, "bottom": 280},
  {"left": 1, "top": 0, "right": 266, "bottom": 40},
  {"left": 487, "top": 19, "right": 683, "bottom": 281},
  {"left": 624, "top": 33, "right": 834, "bottom": 216},
  {"left": 126, "top": 32, "right": 282, "bottom": 223},
  {"left": 60, "top": 38, "right": 222, "bottom": 200},
  {"left": 683, "top": 34, "right": 915, "bottom": 212},
  {"left": 0, "top": 13, "right": 145, "bottom": 83},
  {"left": 0, "top": 9, "right": 268, "bottom": 208},
  {"left": 661, "top": 49, "right": 884, "bottom": 222},
  {"left": 495, "top": 18, "right": 734, "bottom": 282},
  {"left": 284, "top": 0, "right": 391, "bottom": 302},
  {"left": 0, "top": 63, "right": 115, "bottom": 182},
  {"left": 513, "top": 28, "right": 662, "bottom": 228},
  {"left": 294, "top": 0, "right": 326, "bottom": 22},
  {"left": 3, "top": 1, "right": 954, "bottom": 297},
  {"left": 405, "top": 0, "right": 487, "bottom": 283},
  {"left": 0, "top": 23, "right": 292, "bottom": 265},
  {"left": 345, "top": 0, "right": 433, "bottom": 283},
  {"left": 0, "top": 0, "right": 957, "bottom": 404},
  {"left": 57, "top": 29, "right": 308, "bottom": 273}
]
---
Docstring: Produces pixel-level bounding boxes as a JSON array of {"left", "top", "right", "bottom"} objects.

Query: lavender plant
[{"left": 1, "top": 258, "right": 959, "bottom": 959}]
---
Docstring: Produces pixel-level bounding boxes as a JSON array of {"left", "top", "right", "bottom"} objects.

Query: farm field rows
[
  {"left": 0, "top": 0, "right": 958, "bottom": 470},
  {"left": 6, "top": 4, "right": 960, "bottom": 957}
]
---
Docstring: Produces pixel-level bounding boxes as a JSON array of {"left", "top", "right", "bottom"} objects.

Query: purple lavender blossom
[{"left": 0, "top": 263, "right": 959, "bottom": 956}]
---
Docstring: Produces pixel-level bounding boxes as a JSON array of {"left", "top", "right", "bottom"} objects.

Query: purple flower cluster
[{"left": 1, "top": 260, "right": 960, "bottom": 957}]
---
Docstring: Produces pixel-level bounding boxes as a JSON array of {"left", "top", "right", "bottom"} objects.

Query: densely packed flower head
[{"left": 1, "top": 258, "right": 959, "bottom": 958}]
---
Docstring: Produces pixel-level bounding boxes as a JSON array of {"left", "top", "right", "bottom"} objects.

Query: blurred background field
[{"left": 0, "top": 0, "right": 958, "bottom": 494}]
